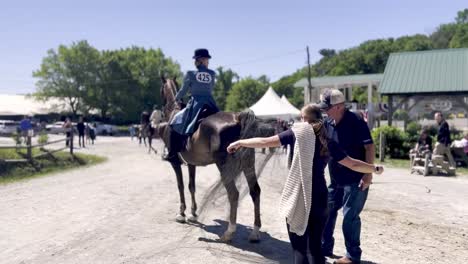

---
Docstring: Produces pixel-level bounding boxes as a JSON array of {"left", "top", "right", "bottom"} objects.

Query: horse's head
[{"left": 160, "top": 75, "right": 180, "bottom": 120}]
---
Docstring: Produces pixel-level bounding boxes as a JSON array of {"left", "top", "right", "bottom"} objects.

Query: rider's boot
[{"left": 162, "top": 128, "right": 180, "bottom": 163}]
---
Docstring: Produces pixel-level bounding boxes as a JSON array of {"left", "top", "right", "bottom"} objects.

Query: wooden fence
[{"left": 0, "top": 130, "right": 74, "bottom": 164}]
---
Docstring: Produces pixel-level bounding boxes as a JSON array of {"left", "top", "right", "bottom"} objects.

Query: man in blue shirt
[
  {"left": 20, "top": 115, "right": 33, "bottom": 137},
  {"left": 319, "top": 89, "right": 375, "bottom": 264}
]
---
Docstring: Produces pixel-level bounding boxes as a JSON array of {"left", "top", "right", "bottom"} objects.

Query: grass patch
[
  {"left": 379, "top": 158, "right": 411, "bottom": 169},
  {"left": 0, "top": 148, "right": 106, "bottom": 184},
  {"left": 379, "top": 158, "right": 468, "bottom": 176}
]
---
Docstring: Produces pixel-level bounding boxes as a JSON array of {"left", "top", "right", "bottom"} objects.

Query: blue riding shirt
[{"left": 170, "top": 65, "right": 219, "bottom": 135}]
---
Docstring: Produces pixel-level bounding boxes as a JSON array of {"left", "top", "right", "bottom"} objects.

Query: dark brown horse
[{"left": 157, "top": 76, "right": 273, "bottom": 242}]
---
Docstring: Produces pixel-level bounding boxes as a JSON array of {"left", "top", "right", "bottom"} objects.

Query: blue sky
[{"left": 0, "top": 0, "right": 466, "bottom": 94}]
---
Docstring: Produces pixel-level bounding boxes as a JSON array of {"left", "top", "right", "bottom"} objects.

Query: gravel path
[{"left": 1, "top": 137, "right": 467, "bottom": 264}]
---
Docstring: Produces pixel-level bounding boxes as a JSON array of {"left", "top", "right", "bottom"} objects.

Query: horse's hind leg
[
  {"left": 243, "top": 163, "right": 262, "bottom": 243},
  {"left": 148, "top": 137, "right": 152, "bottom": 154},
  {"left": 187, "top": 164, "right": 198, "bottom": 222},
  {"left": 217, "top": 163, "right": 240, "bottom": 242},
  {"left": 171, "top": 162, "right": 187, "bottom": 223}
]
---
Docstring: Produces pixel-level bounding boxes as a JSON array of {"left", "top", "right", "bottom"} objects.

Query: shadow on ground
[{"left": 194, "top": 219, "right": 292, "bottom": 264}]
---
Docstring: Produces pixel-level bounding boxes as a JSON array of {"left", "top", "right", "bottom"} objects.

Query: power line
[{"left": 222, "top": 48, "right": 305, "bottom": 68}]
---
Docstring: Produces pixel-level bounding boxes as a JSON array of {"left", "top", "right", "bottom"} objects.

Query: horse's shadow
[{"left": 194, "top": 219, "right": 292, "bottom": 264}]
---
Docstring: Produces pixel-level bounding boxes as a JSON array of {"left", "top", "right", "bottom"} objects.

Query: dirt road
[{"left": 1, "top": 137, "right": 467, "bottom": 264}]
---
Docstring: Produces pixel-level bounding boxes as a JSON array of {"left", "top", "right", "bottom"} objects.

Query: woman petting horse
[
  {"left": 163, "top": 48, "right": 219, "bottom": 162},
  {"left": 227, "top": 104, "right": 384, "bottom": 264}
]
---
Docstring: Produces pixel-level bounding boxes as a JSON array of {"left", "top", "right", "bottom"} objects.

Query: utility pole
[{"left": 306, "top": 46, "right": 313, "bottom": 103}]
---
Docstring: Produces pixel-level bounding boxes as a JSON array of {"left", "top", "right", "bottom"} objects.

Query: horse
[
  {"left": 157, "top": 76, "right": 274, "bottom": 242},
  {"left": 139, "top": 111, "right": 158, "bottom": 154}
]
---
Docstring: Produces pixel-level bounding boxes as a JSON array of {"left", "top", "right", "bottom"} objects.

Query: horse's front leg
[
  {"left": 171, "top": 162, "right": 186, "bottom": 223},
  {"left": 187, "top": 164, "right": 198, "bottom": 222},
  {"left": 244, "top": 165, "right": 261, "bottom": 243}
]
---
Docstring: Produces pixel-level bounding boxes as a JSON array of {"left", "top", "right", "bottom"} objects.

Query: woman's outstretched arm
[{"left": 227, "top": 135, "right": 281, "bottom": 153}]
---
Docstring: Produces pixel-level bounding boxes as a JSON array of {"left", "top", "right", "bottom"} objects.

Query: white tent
[
  {"left": 280, "top": 95, "right": 301, "bottom": 113},
  {"left": 249, "top": 87, "right": 301, "bottom": 120},
  {"left": 0, "top": 94, "right": 71, "bottom": 116}
]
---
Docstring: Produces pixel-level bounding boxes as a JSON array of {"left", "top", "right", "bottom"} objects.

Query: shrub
[
  {"left": 38, "top": 133, "right": 49, "bottom": 145},
  {"left": 11, "top": 132, "right": 22, "bottom": 145},
  {"left": 406, "top": 121, "right": 422, "bottom": 143},
  {"left": 372, "top": 125, "right": 411, "bottom": 159}
]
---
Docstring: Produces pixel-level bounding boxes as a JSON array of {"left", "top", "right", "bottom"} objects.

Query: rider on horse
[{"left": 163, "top": 48, "right": 220, "bottom": 162}]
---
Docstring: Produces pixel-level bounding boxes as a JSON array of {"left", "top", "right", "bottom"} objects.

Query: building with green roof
[{"left": 294, "top": 48, "right": 468, "bottom": 127}]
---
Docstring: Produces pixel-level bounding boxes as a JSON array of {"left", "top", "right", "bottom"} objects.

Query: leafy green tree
[
  {"left": 33, "top": 40, "right": 99, "bottom": 117},
  {"left": 430, "top": 23, "right": 458, "bottom": 49},
  {"left": 225, "top": 78, "right": 268, "bottom": 112},
  {"left": 455, "top": 8, "right": 468, "bottom": 24},
  {"left": 449, "top": 23, "right": 468, "bottom": 48},
  {"left": 213, "top": 67, "right": 238, "bottom": 111},
  {"left": 34, "top": 41, "right": 181, "bottom": 123}
]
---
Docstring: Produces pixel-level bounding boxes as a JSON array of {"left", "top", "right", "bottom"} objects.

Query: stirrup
[{"left": 162, "top": 153, "right": 179, "bottom": 162}]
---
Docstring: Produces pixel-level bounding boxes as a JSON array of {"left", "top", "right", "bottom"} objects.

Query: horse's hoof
[
  {"left": 220, "top": 232, "right": 234, "bottom": 243},
  {"left": 248, "top": 231, "right": 260, "bottom": 243},
  {"left": 187, "top": 215, "right": 198, "bottom": 222},
  {"left": 175, "top": 214, "right": 186, "bottom": 223}
]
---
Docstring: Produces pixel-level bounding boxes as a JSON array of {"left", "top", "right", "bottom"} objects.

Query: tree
[
  {"left": 449, "top": 23, "right": 468, "bottom": 48},
  {"left": 225, "top": 78, "right": 268, "bottom": 112},
  {"left": 271, "top": 70, "right": 305, "bottom": 108},
  {"left": 213, "top": 67, "right": 238, "bottom": 111},
  {"left": 430, "top": 23, "right": 458, "bottom": 49},
  {"left": 455, "top": 8, "right": 468, "bottom": 24},
  {"left": 319, "top": 49, "right": 336, "bottom": 58},
  {"left": 34, "top": 41, "right": 181, "bottom": 123},
  {"left": 33, "top": 40, "right": 100, "bottom": 117}
]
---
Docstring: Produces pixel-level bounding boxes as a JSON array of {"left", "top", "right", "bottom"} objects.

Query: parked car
[
  {"left": 94, "top": 122, "right": 117, "bottom": 136},
  {"left": 45, "top": 121, "right": 68, "bottom": 134},
  {"left": 0, "top": 120, "right": 19, "bottom": 136},
  {"left": 45, "top": 121, "right": 64, "bottom": 134}
]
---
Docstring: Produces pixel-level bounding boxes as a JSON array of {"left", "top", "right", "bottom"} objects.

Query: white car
[
  {"left": 94, "top": 122, "right": 117, "bottom": 136},
  {"left": 0, "top": 120, "right": 19, "bottom": 136},
  {"left": 45, "top": 121, "right": 67, "bottom": 134}
]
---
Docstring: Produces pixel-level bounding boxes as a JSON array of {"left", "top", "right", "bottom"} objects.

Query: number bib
[{"left": 195, "top": 72, "right": 212, "bottom": 83}]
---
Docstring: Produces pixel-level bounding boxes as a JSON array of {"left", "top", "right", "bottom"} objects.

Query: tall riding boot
[{"left": 162, "top": 128, "right": 180, "bottom": 162}]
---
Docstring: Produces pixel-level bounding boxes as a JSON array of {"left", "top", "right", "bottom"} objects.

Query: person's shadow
[
  {"left": 194, "top": 219, "right": 292, "bottom": 263},
  {"left": 192, "top": 219, "right": 379, "bottom": 264}
]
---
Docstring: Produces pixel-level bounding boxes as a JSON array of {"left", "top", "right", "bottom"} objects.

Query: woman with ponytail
[{"left": 227, "top": 104, "right": 383, "bottom": 264}]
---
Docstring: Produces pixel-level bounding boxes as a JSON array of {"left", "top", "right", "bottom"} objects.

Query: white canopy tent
[{"left": 249, "top": 87, "right": 301, "bottom": 120}]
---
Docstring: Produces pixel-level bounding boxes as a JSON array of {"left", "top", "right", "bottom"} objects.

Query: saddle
[{"left": 170, "top": 106, "right": 218, "bottom": 154}]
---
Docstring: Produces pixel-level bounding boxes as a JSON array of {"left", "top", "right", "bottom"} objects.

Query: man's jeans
[{"left": 322, "top": 183, "right": 369, "bottom": 262}]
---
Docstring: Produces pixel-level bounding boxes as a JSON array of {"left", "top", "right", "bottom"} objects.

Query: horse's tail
[{"left": 237, "top": 109, "right": 257, "bottom": 139}]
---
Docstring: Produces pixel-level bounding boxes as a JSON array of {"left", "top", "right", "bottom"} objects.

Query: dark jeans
[
  {"left": 322, "top": 183, "right": 369, "bottom": 262},
  {"left": 78, "top": 133, "right": 85, "bottom": 147},
  {"left": 287, "top": 194, "right": 328, "bottom": 264}
]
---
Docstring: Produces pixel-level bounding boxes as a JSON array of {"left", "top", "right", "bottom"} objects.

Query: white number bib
[{"left": 196, "top": 72, "right": 212, "bottom": 83}]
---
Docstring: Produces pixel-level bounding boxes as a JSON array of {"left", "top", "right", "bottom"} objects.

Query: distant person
[
  {"left": 433, "top": 112, "right": 456, "bottom": 168},
  {"left": 77, "top": 117, "right": 86, "bottom": 148},
  {"left": 129, "top": 125, "right": 136, "bottom": 141},
  {"left": 19, "top": 115, "right": 32, "bottom": 138},
  {"left": 89, "top": 123, "right": 96, "bottom": 145},
  {"left": 150, "top": 105, "right": 163, "bottom": 128},
  {"left": 412, "top": 129, "right": 433, "bottom": 154},
  {"left": 63, "top": 118, "right": 73, "bottom": 147},
  {"left": 451, "top": 132, "right": 468, "bottom": 155}
]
